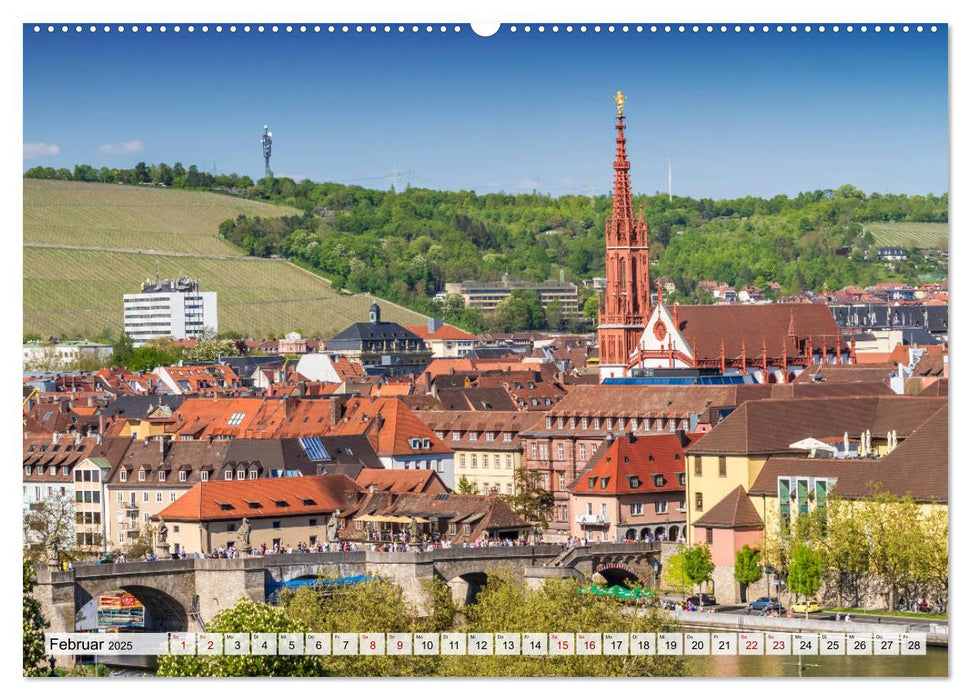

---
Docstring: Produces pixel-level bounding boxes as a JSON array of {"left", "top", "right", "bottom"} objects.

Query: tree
[
  {"left": 544, "top": 299, "right": 565, "bottom": 331},
  {"left": 23, "top": 491, "right": 76, "bottom": 562},
  {"left": 183, "top": 339, "right": 239, "bottom": 363},
  {"left": 157, "top": 598, "right": 327, "bottom": 677},
  {"left": 733, "top": 545, "right": 762, "bottom": 603},
  {"left": 441, "top": 570, "right": 687, "bottom": 677},
  {"left": 582, "top": 293, "right": 601, "bottom": 322},
  {"left": 787, "top": 544, "right": 822, "bottom": 618},
  {"left": 112, "top": 333, "right": 134, "bottom": 367},
  {"left": 661, "top": 550, "right": 688, "bottom": 595},
  {"left": 23, "top": 561, "right": 49, "bottom": 677},
  {"left": 501, "top": 466, "right": 554, "bottom": 532},
  {"left": 456, "top": 476, "right": 479, "bottom": 495},
  {"left": 282, "top": 577, "right": 437, "bottom": 677},
  {"left": 682, "top": 545, "right": 715, "bottom": 594}
]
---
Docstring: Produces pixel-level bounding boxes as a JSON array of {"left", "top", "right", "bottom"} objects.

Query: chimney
[
  {"left": 329, "top": 396, "right": 347, "bottom": 428},
  {"left": 60, "top": 398, "right": 71, "bottom": 414},
  {"left": 98, "top": 413, "right": 105, "bottom": 436},
  {"left": 284, "top": 396, "right": 296, "bottom": 417},
  {"left": 675, "top": 429, "right": 689, "bottom": 448},
  {"left": 428, "top": 318, "right": 443, "bottom": 333}
]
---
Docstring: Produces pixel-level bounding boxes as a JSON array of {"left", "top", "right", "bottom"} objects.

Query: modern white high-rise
[{"left": 123, "top": 277, "right": 217, "bottom": 347}]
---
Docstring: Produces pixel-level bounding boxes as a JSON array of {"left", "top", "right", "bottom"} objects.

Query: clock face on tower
[{"left": 653, "top": 320, "right": 667, "bottom": 341}]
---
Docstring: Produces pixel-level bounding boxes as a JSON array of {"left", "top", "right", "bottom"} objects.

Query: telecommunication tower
[{"left": 261, "top": 125, "right": 273, "bottom": 178}]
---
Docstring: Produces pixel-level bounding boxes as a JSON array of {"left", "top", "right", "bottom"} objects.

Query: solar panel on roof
[{"left": 299, "top": 437, "right": 330, "bottom": 461}]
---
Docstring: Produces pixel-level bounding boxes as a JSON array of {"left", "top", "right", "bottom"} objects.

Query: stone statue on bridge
[
  {"left": 326, "top": 514, "right": 339, "bottom": 543},
  {"left": 152, "top": 518, "right": 171, "bottom": 559},
  {"left": 235, "top": 517, "right": 252, "bottom": 553}
]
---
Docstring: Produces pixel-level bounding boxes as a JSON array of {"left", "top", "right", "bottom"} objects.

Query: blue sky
[{"left": 22, "top": 24, "right": 947, "bottom": 199}]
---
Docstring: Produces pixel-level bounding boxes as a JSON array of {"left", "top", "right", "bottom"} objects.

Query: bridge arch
[
  {"left": 594, "top": 562, "right": 644, "bottom": 589},
  {"left": 75, "top": 583, "right": 189, "bottom": 632}
]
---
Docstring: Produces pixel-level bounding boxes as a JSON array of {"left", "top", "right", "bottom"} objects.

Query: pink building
[
  {"left": 692, "top": 486, "right": 765, "bottom": 603},
  {"left": 568, "top": 432, "right": 694, "bottom": 544}
]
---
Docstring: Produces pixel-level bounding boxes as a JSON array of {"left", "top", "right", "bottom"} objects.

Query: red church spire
[{"left": 598, "top": 92, "right": 651, "bottom": 380}]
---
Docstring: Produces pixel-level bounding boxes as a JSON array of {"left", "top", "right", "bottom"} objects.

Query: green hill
[{"left": 22, "top": 180, "right": 425, "bottom": 338}]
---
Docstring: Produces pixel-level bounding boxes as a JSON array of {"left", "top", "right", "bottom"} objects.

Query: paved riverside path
[{"left": 664, "top": 608, "right": 948, "bottom": 646}]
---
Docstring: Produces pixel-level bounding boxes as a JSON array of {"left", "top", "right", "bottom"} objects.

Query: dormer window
[
  {"left": 236, "top": 470, "right": 245, "bottom": 480},
  {"left": 600, "top": 477, "right": 610, "bottom": 490},
  {"left": 218, "top": 502, "right": 234, "bottom": 511},
  {"left": 422, "top": 438, "right": 431, "bottom": 449},
  {"left": 25, "top": 467, "right": 33, "bottom": 476},
  {"left": 119, "top": 470, "right": 128, "bottom": 482},
  {"left": 468, "top": 432, "right": 478, "bottom": 442},
  {"left": 593, "top": 418, "right": 600, "bottom": 430},
  {"left": 653, "top": 475, "right": 664, "bottom": 488},
  {"left": 677, "top": 473, "right": 686, "bottom": 486},
  {"left": 569, "top": 418, "right": 576, "bottom": 429},
  {"left": 38, "top": 466, "right": 45, "bottom": 476},
  {"left": 274, "top": 500, "right": 289, "bottom": 508},
  {"left": 179, "top": 470, "right": 187, "bottom": 482},
  {"left": 486, "top": 432, "right": 495, "bottom": 442},
  {"left": 627, "top": 475, "right": 641, "bottom": 489},
  {"left": 588, "top": 476, "right": 597, "bottom": 489},
  {"left": 200, "top": 470, "right": 209, "bottom": 482},
  {"left": 158, "top": 470, "right": 167, "bottom": 482},
  {"left": 302, "top": 498, "right": 316, "bottom": 506},
  {"left": 581, "top": 417, "right": 589, "bottom": 430},
  {"left": 546, "top": 417, "right": 552, "bottom": 429},
  {"left": 557, "top": 418, "right": 564, "bottom": 429},
  {"left": 225, "top": 470, "right": 233, "bottom": 480}
]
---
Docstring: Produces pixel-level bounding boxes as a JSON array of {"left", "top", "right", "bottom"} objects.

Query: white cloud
[
  {"left": 23, "top": 142, "right": 60, "bottom": 159},
  {"left": 98, "top": 140, "right": 144, "bottom": 155}
]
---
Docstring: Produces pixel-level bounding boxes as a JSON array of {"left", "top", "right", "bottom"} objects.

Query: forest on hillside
[{"left": 26, "top": 164, "right": 948, "bottom": 332}]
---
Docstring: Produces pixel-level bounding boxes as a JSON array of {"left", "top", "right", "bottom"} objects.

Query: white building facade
[{"left": 123, "top": 277, "right": 217, "bottom": 347}]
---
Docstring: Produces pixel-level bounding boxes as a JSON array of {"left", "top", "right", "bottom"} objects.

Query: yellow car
[{"left": 791, "top": 600, "right": 821, "bottom": 614}]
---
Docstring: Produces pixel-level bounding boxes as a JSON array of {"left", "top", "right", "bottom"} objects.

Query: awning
[{"left": 354, "top": 514, "right": 425, "bottom": 524}]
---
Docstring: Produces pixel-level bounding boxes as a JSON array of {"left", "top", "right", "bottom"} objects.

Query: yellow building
[
  {"left": 684, "top": 396, "right": 945, "bottom": 546},
  {"left": 415, "top": 411, "right": 544, "bottom": 496}
]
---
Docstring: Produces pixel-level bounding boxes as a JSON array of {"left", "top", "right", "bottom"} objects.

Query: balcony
[{"left": 576, "top": 514, "right": 609, "bottom": 526}]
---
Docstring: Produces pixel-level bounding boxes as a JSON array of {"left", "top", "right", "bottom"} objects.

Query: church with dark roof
[{"left": 327, "top": 303, "right": 432, "bottom": 377}]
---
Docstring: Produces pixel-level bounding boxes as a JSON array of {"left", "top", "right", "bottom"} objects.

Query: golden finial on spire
[{"left": 614, "top": 90, "right": 626, "bottom": 116}]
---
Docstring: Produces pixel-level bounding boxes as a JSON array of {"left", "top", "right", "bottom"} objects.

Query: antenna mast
[
  {"left": 667, "top": 154, "right": 673, "bottom": 202},
  {"left": 261, "top": 125, "right": 273, "bottom": 178}
]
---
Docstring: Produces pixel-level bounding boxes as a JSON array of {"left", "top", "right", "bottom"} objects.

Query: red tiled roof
[
  {"left": 405, "top": 324, "right": 475, "bottom": 341},
  {"left": 354, "top": 468, "right": 447, "bottom": 494},
  {"left": 695, "top": 486, "right": 764, "bottom": 529},
  {"left": 154, "top": 474, "right": 358, "bottom": 522},
  {"left": 667, "top": 303, "right": 844, "bottom": 361},
  {"left": 329, "top": 397, "right": 452, "bottom": 457},
  {"left": 570, "top": 433, "right": 693, "bottom": 496}
]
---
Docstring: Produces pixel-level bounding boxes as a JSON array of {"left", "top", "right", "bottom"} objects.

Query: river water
[{"left": 688, "top": 645, "right": 948, "bottom": 677}]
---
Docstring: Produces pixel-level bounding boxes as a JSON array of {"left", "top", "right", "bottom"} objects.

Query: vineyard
[
  {"left": 23, "top": 179, "right": 300, "bottom": 257},
  {"left": 863, "top": 222, "right": 949, "bottom": 250},
  {"left": 22, "top": 180, "right": 425, "bottom": 338},
  {"left": 23, "top": 248, "right": 425, "bottom": 338}
]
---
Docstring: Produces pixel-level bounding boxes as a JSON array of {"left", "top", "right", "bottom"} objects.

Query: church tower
[{"left": 598, "top": 92, "right": 651, "bottom": 381}]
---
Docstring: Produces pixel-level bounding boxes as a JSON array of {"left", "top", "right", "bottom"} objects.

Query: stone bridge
[{"left": 34, "top": 543, "right": 661, "bottom": 633}]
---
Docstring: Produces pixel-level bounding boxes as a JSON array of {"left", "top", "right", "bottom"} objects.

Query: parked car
[
  {"left": 748, "top": 596, "right": 783, "bottom": 612},
  {"left": 686, "top": 593, "right": 717, "bottom": 607},
  {"left": 791, "top": 600, "right": 821, "bottom": 614}
]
